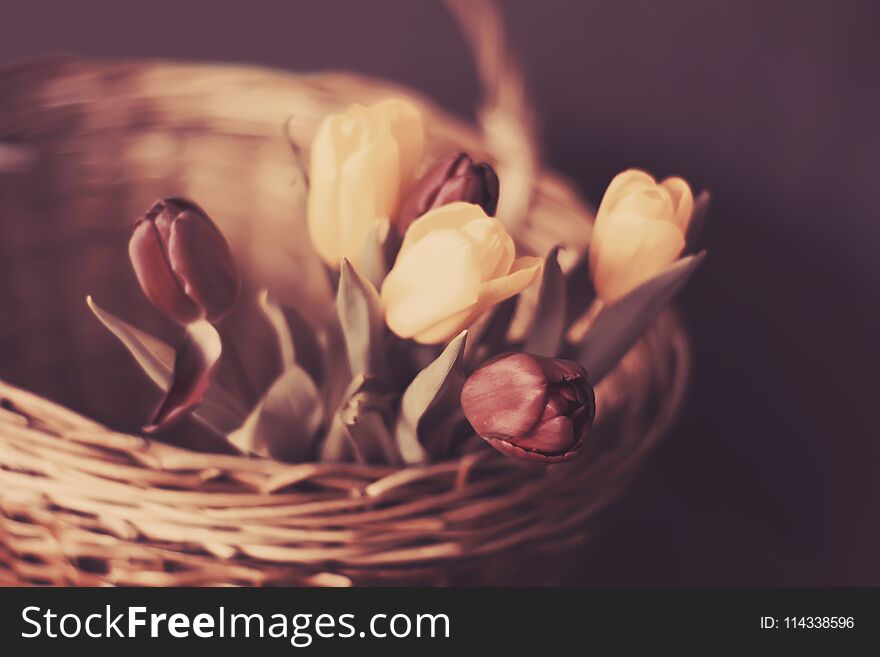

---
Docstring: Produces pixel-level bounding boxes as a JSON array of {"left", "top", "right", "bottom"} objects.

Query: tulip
[
  {"left": 460, "top": 352, "right": 595, "bottom": 463},
  {"left": 129, "top": 198, "right": 240, "bottom": 325},
  {"left": 397, "top": 152, "right": 499, "bottom": 230},
  {"left": 307, "top": 99, "right": 424, "bottom": 268},
  {"left": 590, "top": 169, "right": 694, "bottom": 301},
  {"left": 380, "top": 202, "right": 542, "bottom": 344}
]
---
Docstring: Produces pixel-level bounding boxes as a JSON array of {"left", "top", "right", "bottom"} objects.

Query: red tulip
[
  {"left": 460, "top": 353, "right": 595, "bottom": 463},
  {"left": 397, "top": 152, "right": 499, "bottom": 230},
  {"left": 129, "top": 198, "right": 240, "bottom": 325}
]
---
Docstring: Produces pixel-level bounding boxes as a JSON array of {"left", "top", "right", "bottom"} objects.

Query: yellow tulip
[
  {"left": 381, "top": 202, "right": 542, "bottom": 344},
  {"left": 307, "top": 99, "right": 424, "bottom": 268},
  {"left": 589, "top": 169, "right": 694, "bottom": 301}
]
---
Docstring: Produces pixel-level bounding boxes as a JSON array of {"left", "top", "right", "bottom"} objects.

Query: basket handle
[{"left": 446, "top": 0, "right": 538, "bottom": 233}]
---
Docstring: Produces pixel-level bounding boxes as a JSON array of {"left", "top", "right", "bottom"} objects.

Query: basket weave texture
[{"left": 0, "top": 57, "right": 690, "bottom": 586}]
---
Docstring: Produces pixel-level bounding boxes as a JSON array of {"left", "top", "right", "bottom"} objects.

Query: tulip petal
[
  {"left": 460, "top": 351, "right": 548, "bottom": 440},
  {"left": 537, "top": 357, "right": 588, "bottom": 384},
  {"left": 600, "top": 169, "right": 656, "bottom": 214},
  {"left": 398, "top": 152, "right": 465, "bottom": 225},
  {"left": 306, "top": 100, "right": 424, "bottom": 269},
  {"left": 591, "top": 212, "right": 685, "bottom": 301},
  {"left": 307, "top": 113, "right": 346, "bottom": 265},
  {"left": 517, "top": 415, "right": 577, "bottom": 454},
  {"left": 167, "top": 210, "right": 240, "bottom": 322},
  {"left": 337, "top": 136, "right": 399, "bottom": 265},
  {"left": 406, "top": 306, "right": 478, "bottom": 346},
  {"left": 476, "top": 164, "right": 500, "bottom": 216},
  {"left": 145, "top": 320, "right": 223, "bottom": 433},
  {"left": 86, "top": 297, "right": 245, "bottom": 433},
  {"left": 399, "top": 201, "right": 485, "bottom": 251},
  {"left": 477, "top": 256, "right": 543, "bottom": 309},
  {"left": 590, "top": 169, "right": 658, "bottom": 275},
  {"left": 612, "top": 186, "right": 676, "bottom": 226},
  {"left": 460, "top": 215, "right": 516, "bottom": 280},
  {"left": 484, "top": 435, "right": 580, "bottom": 464},
  {"left": 382, "top": 229, "right": 482, "bottom": 340},
  {"left": 376, "top": 99, "right": 424, "bottom": 191},
  {"left": 404, "top": 203, "right": 514, "bottom": 280},
  {"left": 661, "top": 176, "right": 695, "bottom": 233},
  {"left": 410, "top": 255, "right": 540, "bottom": 345},
  {"left": 129, "top": 219, "right": 202, "bottom": 324}
]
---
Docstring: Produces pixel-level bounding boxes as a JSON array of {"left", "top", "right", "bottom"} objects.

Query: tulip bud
[
  {"left": 589, "top": 169, "right": 695, "bottom": 301},
  {"left": 307, "top": 99, "right": 424, "bottom": 268},
  {"left": 129, "top": 197, "right": 240, "bottom": 325},
  {"left": 460, "top": 352, "right": 595, "bottom": 463},
  {"left": 397, "top": 152, "right": 499, "bottom": 230}
]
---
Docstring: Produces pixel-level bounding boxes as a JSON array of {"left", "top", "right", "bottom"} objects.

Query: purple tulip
[
  {"left": 129, "top": 198, "right": 240, "bottom": 325},
  {"left": 397, "top": 152, "right": 499, "bottom": 230},
  {"left": 460, "top": 353, "right": 595, "bottom": 463}
]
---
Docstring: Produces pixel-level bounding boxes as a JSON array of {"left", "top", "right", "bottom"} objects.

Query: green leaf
[
  {"left": 86, "top": 296, "right": 245, "bottom": 433},
  {"left": 228, "top": 364, "right": 323, "bottom": 462},
  {"left": 576, "top": 252, "right": 706, "bottom": 383},
  {"left": 359, "top": 218, "right": 391, "bottom": 290},
  {"left": 524, "top": 246, "right": 566, "bottom": 357},
  {"left": 336, "top": 259, "right": 388, "bottom": 382},
  {"left": 395, "top": 330, "right": 468, "bottom": 464}
]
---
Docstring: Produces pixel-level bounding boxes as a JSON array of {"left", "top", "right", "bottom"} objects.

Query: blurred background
[{"left": 1, "top": 0, "right": 878, "bottom": 585}]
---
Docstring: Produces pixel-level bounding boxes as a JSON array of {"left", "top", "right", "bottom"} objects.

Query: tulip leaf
[
  {"left": 256, "top": 290, "right": 324, "bottom": 386},
  {"left": 395, "top": 330, "right": 467, "bottom": 464},
  {"left": 686, "top": 190, "right": 711, "bottom": 253},
  {"left": 524, "top": 246, "right": 566, "bottom": 357},
  {"left": 320, "top": 308, "right": 351, "bottom": 418},
  {"left": 86, "top": 296, "right": 245, "bottom": 433},
  {"left": 145, "top": 320, "right": 223, "bottom": 433},
  {"left": 359, "top": 218, "right": 391, "bottom": 290},
  {"left": 336, "top": 259, "right": 388, "bottom": 382},
  {"left": 320, "top": 414, "right": 355, "bottom": 463},
  {"left": 228, "top": 364, "right": 323, "bottom": 462},
  {"left": 344, "top": 408, "right": 399, "bottom": 464},
  {"left": 470, "top": 295, "right": 518, "bottom": 364},
  {"left": 257, "top": 290, "right": 296, "bottom": 365},
  {"left": 320, "top": 374, "right": 388, "bottom": 463},
  {"left": 337, "top": 374, "right": 399, "bottom": 464},
  {"left": 564, "top": 253, "right": 597, "bottom": 325},
  {"left": 576, "top": 251, "right": 706, "bottom": 383},
  {"left": 319, "top": 374, "right": 382, "bottom": 463}
]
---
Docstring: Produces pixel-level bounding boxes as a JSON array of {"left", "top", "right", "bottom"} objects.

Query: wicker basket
[{"left": 0, "top": 11, "right": 691, "bottom": 585}]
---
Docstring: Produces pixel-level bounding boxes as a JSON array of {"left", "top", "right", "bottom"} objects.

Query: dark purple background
[{"left": 2, "top": 0, "right": 878, "bottom": 585}]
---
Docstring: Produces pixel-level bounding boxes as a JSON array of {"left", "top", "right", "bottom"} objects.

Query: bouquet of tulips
[{"left": 87, "top": 99, "right": 707, "bottom": 466}]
